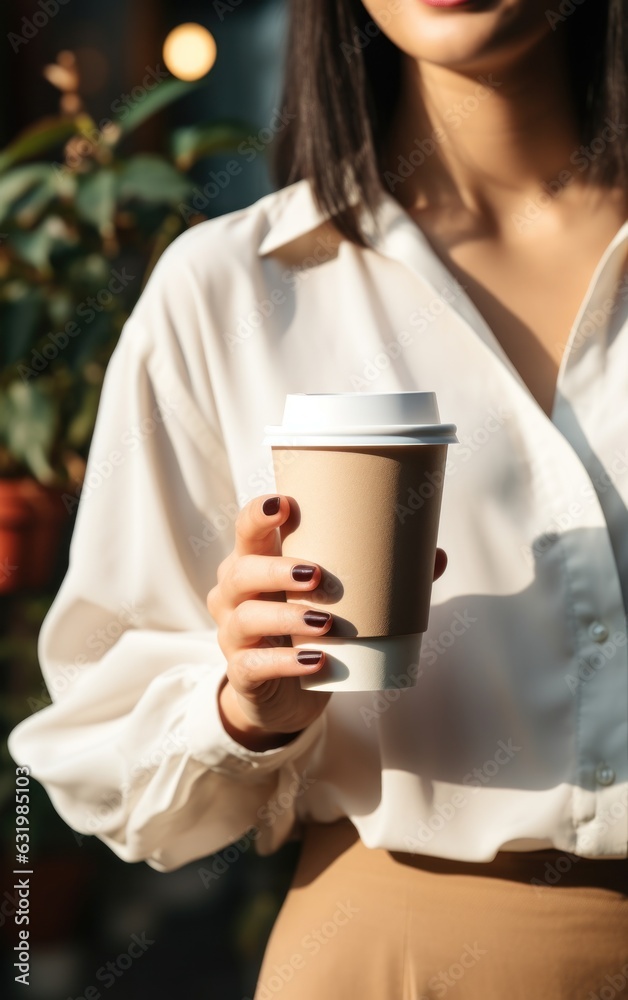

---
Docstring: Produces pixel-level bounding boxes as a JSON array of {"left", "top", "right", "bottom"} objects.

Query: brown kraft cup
[{"left": 263, "top": 393, "right": 457, "bottom": 691}]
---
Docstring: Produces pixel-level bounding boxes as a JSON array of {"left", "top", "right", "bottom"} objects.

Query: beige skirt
[{"left": 254, "top": 818, "right": 628, "bottom": 1000}]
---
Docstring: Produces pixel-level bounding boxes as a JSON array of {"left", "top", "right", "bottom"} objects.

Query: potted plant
[{"left": 0, "top": 51, "right": 249, "bottom": 594}]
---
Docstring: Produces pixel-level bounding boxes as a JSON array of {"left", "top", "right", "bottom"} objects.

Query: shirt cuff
[{"left": 183, "top": 666, "right": 326, "bottom": 775}]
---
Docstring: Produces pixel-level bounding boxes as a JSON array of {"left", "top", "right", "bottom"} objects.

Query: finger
[
  {"left": 229, "top": 645, "right": 326, "bottom": 691},
  {"left": 234, "top": 495, "right": 289, "bottom": 558},
  {"left": 221, "top": 554, "right": 322, "bottom": 606},
  {"left": 222, "top": 599, "right": 333, "bottom": 654},
  {"left": 433, "top": 547, "right": 447, "bottom": 581}
]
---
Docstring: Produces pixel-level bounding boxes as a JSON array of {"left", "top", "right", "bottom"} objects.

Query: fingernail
[
  {"left": 303, "top": 610, "right": 332, "bottom": 628},
  {"left": 263, "top": 496, "right": 280, "bottom": 516},
  {"left": 297, "top": 650, "right": 323, "bottom": 667},
  {"left": 291, "top": 564, "right": 315, "bottom": 582}
]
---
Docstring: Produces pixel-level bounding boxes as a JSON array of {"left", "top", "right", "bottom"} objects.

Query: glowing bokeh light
[{"left": 163, "top": 23, "right": 217, "bottom": 81}]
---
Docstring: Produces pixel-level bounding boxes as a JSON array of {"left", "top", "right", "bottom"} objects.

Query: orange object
[{"left": 0, "top": 478, "right": 70, "bottom": 593}]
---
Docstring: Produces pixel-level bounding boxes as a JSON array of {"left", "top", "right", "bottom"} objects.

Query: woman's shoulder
[
  {"left": 120, "top": 180, "right": 321, "bottom": 369},
  {"left": 126, "top": 178, "right": 325, "bottom": 342}
]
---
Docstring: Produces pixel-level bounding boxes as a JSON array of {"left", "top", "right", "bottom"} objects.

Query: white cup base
[{"left": 297, "top": 633, "right": 424, "bottom": 692}]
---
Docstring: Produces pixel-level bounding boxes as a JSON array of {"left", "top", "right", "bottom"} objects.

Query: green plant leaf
[
  {"left": 66, "top": 307, "right": 117, "bottom": 374},
  {"left": 0, "top": 165, "right": 52, "bottom": 222},
  {"left": 0, "top": 117, "right": 80, "bottom": 173},
  {"left": 67, "top": 252, "right": 111, "bottom": 289},
  {"left": 117, "top": 155, "right": 193, "bottom": 206},
  {"left": 65, "top": 382, "right": 102, "bottom": 449},
  {"left": 10, "top": 216, "right": 77, "bottom": 272},
  {"left": 0, "top": 166, "right": 76, "bottom": 229},
  {"left": 0, "top": 380, "right": 56, "bottom": 483},
  {"left": 10, "top": 227, "right": 57, "bottom": 272},
  {"left": 171, "top": 121, "right": 251, "bottom": 169},
  {"left": 14, "top": 172, "right": 76, "bottom": 228},
  {"left": 0, "top": 286, "right": 45, "bottom": 367},
  {"left": 75, "top": 169, "right": 117, "bottom": 232},
  {"left": 46, "top": 288, "right": 75, "bottom": 329},
  {"left": 12, "top": 177, "right": 59, "bottom": 228},
  {"left": 115, "top": 77, "right": 204, "bottom": 137}
]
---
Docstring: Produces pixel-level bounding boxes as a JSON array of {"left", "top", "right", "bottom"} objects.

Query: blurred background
[{"left": 0, "top": 1, "right": 303, "bottom": 997}]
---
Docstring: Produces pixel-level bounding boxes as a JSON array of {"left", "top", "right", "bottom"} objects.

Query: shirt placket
[
  {"left": 550, "top": 236, "right": 628, "bottom": 855},
  {"left": 373, "top": 207, "right": 628, "bottom": 856}
]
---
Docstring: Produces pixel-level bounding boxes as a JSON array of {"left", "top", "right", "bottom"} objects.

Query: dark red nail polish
[
  {"left": 263, "top": 496, "right": 280, "bottom": 515},
  {"left": 292, "top": 564, "right": 315, "bottom": 582},
  {"left": 303, "top": 610, "right": 331, "bottom": 628},
  {"left": 297, "top": 650, "right": 323, "bottom": 666}
]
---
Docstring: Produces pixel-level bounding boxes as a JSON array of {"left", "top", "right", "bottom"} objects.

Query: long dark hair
[{"left": 273, "top": 0, "right": 628, "bottom": 246}]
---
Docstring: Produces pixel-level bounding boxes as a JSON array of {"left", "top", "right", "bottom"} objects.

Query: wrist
[{"left": 217, "top": 677, "right": 301, "bottom": 752}]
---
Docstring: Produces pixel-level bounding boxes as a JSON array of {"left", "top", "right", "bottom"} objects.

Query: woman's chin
[{"left": 363, "top": 0, "right": 552, "bottom": 73}]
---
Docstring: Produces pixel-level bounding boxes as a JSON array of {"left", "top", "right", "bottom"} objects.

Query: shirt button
[
  {"left": 595, "top": 763, "right": 615, "bottom": 786},
  {"left": 589, "top": 621, "right": 610, "bottom": 643}
]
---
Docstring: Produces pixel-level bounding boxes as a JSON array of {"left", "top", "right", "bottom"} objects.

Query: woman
[{"left": 9, "top": 0, "right": 628, "bottom": 996}]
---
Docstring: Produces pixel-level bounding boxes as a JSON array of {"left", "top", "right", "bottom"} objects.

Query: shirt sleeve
[{"left": 7, "top": 237, "right": 328, "bottom": 872}]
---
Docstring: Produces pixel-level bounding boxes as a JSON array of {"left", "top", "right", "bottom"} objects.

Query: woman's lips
[{"left": 417, "top": 0, "right": 475, "bottom": 7}]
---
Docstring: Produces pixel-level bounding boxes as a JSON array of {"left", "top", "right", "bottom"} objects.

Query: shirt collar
[
  {"left": 259, "top": 176, "right": 628, "bottom": 256},
  {"left": 257, "top": 176, "right": 402, "bottom": 257},
  {"left": 257, "top": 179, "right": 345, "bottom": 256},
  {"left": 256, "top": 178, "right": 474, "bottom": 318},
  {"left": 257, "top": 178, "right": 628, "bottom": 420},
  {"left": 258, "top": 179, "right": 628, "bottom": 309}
]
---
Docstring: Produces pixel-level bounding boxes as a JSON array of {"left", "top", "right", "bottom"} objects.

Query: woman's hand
[{"left": 207, "top": 494, "right": 448, "bottom": 752}]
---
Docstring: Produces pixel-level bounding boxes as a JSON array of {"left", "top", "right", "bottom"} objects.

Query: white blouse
[{"left": 9, "top": 178, "right": 628, "bottom": 870}]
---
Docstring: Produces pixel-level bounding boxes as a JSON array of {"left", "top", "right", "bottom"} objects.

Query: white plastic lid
[{"left": 263, "top": 392, "right": 458, "bottom": 447}]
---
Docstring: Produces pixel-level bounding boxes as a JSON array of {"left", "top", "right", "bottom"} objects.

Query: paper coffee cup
[{"left": 262, "top": 393, "right": 457, "bottom": 692}]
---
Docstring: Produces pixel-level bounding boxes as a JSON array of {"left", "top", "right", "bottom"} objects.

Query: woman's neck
[{"left": 383, "top": 32, "right": 587, "bottom": 224}]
